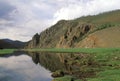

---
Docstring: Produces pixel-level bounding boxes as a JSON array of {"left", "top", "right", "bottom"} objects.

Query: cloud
[
  {"left": 0, "top": 1, "right": 15, "bottom": 19},
  {"left": 0, "top": 0, "right": 53, "bottom": 41},
  {"left": 53, "top": 0, "right": 120, "bottom": 23},
  {"left": 0, "top": 0, "right": 120, "bottom": 41},
  {"left": 0, "top": 19, "right": 49, "bottom": 41}
]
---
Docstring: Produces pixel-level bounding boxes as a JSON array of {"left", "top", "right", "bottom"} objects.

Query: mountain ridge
[{"left": 0, "top": 39, "right": 26, "bottom": 49}]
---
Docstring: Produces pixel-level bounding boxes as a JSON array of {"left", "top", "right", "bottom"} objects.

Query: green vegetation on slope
[{"left": 75, "top": 10, "right": 120, "bottom": 24}]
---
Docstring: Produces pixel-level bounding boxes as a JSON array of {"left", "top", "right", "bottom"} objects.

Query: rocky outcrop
[
  {"left": 26, "top": 20, "right": 69, "bottom": 48},
  {"left": 26, "top": 33, "right": 40, "bottom": 48},
  {"left": 26, "top": 21, "right": 95, "bottom": 48},
  {"left": 52, "top": 70, "right": 64, "bottom": 77},
  {"left": 26, "top": 10, "right": 120, "bottom": 48},
  {"left": 57, "top": 23, "right": 94, "bottom": 48}
]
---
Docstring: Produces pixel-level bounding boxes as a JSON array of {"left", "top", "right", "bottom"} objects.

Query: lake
[{"left": 0, "top": 52, "right": 53, "bottom": 81}]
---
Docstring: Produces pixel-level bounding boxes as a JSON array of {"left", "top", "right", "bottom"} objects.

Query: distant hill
[
  {"left": 26, "top": 10, "right": 120, "bottom": 48},
  {"left": 0, "top": 39, "right": 25, "bottom": 49}
]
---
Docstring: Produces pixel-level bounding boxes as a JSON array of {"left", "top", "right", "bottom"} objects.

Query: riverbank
[
  {"left": 24, "top": 48, "right": 120, "bottom": 53},
  {"left": 25, "top": 48, "right": 120, "bottom": 81}
]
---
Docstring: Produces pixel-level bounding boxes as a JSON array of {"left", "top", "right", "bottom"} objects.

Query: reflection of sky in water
[{"left": 0, "top": 54, "right": 52, "bottom": 81}]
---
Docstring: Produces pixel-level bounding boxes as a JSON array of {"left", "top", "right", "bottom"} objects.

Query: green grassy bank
[
  {"left": 0, "top": 49, "right": 16, "bottom": 55},
  {"left": 25, "top": 48, "right": 120, "bottom": 53}
]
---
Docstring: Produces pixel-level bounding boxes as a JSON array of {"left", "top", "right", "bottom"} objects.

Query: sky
[{"left": 0, "top": 0, "right": 120, "bottom": 42}]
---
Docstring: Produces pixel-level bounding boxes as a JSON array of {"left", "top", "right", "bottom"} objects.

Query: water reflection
[
  {"left": 28, "top": 52, "right": 98, "bottom": 79},
  {"left": 0, "top": 54, "right": 52, "bottom": 81},
  {"left": 28, "top": 52, "right": 65, "bottom": 72}
]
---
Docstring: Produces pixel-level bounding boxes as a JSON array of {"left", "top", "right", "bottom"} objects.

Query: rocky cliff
[{"left": 26, "top": 10, "right": 120, "bottom": 48}]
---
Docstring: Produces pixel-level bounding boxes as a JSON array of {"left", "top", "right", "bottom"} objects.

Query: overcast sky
[{"left": 0, "top": 0, "right": 120, "bottom": 42}]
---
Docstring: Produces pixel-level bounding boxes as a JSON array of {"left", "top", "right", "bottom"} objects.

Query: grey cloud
[
  {"left": 0, "top": 26, "right": 4, "bottom": 30},
  {"left": 0, "top": 1, "right": 16, "bottom": 30},
  {"left": 0, "top": 1, "right": 16, "bottom": 20}
]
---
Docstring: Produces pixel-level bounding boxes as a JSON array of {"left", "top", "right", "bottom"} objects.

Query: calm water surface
[{"left": 0, "top": 54, "right": 53, "bottom": 81}]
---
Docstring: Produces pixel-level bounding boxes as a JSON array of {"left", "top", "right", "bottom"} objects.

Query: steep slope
[
  {"left": 0, "top": 39, "right": 25, "bottom": 49},
  {"left": 26, "top": 10, "right": 120, "bottom": 48}
]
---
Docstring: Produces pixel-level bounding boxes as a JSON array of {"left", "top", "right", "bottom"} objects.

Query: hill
[
  {"left": 26, "top": 10, "right": 120, "bottom": 48},
  {"left": 0, "top": 39, "right": 25, "bottom": 49}
]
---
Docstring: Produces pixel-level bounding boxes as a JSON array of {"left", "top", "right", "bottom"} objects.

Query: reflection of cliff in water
[
  {"left": 28, "top": 52, "right": 66, "bottom": 72},
  {"left": 28, "top": 52, "right": 98, "bottom": 79}
]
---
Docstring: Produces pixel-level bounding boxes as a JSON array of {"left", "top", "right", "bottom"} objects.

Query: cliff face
[
  {"left": 26, "top": 10, "right": 120, "bottom": 48},
  {"left": 26, "top": 20, "right": 69, "bottom": 48},
  {"left": 56, "top": 23, "right": 94, "bottom": 48},
  {"left": 26, "top": 21, "right": 95, "bottom": 48}
]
